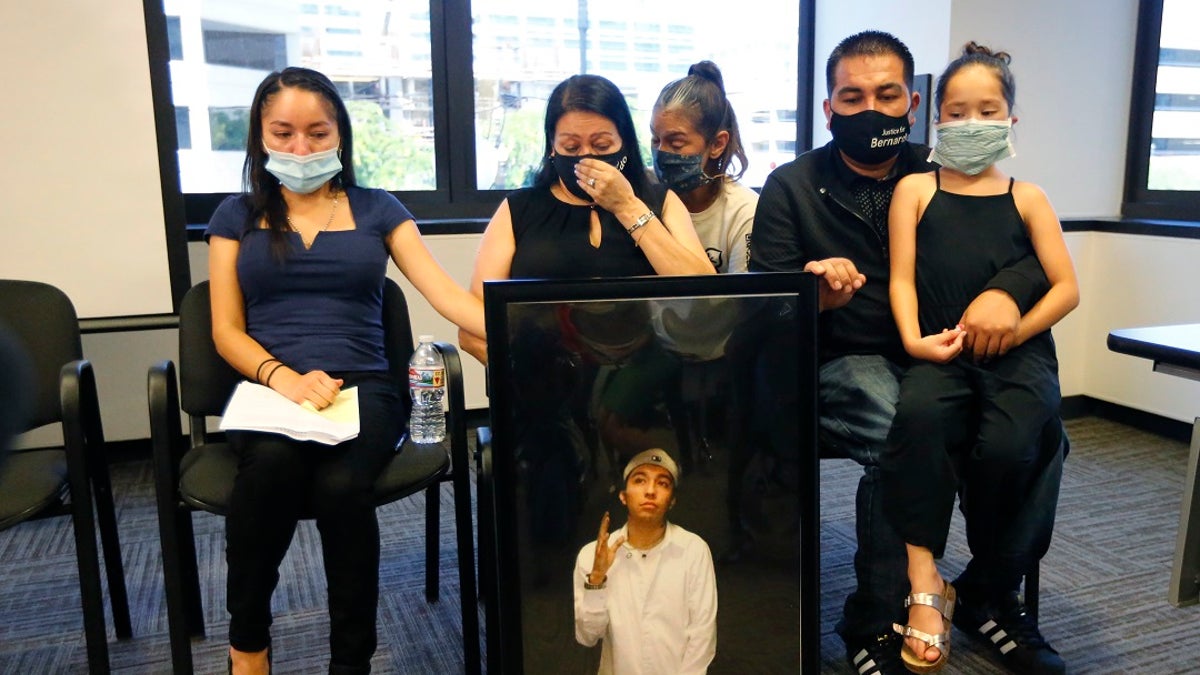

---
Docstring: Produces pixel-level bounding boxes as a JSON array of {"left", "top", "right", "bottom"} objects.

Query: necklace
[
  {"left": 624, "top": 526, "right": 667, "bottom": 557},
  {"left": 286, "top": 191, "right": 339, "bottom": 249}
]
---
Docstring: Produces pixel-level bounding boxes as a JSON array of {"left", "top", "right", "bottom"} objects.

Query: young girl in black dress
[{"left": 883, "top": 43, "right": 1079, "bottom": 673}]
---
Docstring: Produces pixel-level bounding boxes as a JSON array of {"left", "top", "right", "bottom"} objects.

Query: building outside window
[{"left": 160, "top": 0, "right": 804, "bottom": 219}]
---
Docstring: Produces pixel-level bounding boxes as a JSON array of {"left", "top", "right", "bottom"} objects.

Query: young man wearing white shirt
[{"left": 574, "top": 449, "right": 717, "bottom": 674}]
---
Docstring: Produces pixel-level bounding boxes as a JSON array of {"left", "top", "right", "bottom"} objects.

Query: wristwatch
[{"left": 584, "top": 576, "right": 607, "bottom": 590}]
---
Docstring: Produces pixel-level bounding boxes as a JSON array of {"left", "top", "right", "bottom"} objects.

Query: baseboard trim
[{"left": 1062, "top": 395, "right": 1193, "bottom": 444}]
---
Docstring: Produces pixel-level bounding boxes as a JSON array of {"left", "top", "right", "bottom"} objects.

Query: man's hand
[
  {"left": 958, "top": 288, "right": 1021, "bottom": 362},
  {"left": 588, "top": 511, "right": 626, "bottom": 586},
  {"left": 804, "top": 258, "right": 866, "bottom": 312}
]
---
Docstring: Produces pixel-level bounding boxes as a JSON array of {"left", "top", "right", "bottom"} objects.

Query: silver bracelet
[
  {"left": 584, "top": 577, "right": 607, "bottom": 590},
  {"left": 626, "top": 211, "right": 655, "bottom": 238}
]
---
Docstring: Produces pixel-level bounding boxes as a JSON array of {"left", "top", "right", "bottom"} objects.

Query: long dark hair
[
  {"left": 654, "top": 60, "right": 749, "bottom": 181},
  {"left": 244, "top": 67, "right": 357, "bottom": 259},
  {"left": 532, "top": 74, "right": 652, "bottom": 200}
]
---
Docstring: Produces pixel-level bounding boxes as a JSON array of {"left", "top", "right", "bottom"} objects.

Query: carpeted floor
[{"left": 2, "top": 417, "right": 1199, "bottom": 673}]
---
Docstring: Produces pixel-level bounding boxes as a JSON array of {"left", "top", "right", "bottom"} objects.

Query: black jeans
[
  {"left": 882, "top": 336, "right": 1062, "bottom": 592},
  {"left": 226, "top": 371, "right": 403, "bottom": 672}
]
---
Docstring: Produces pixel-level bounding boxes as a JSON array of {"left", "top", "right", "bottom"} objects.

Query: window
[
  {"left": 169, "top": 0, "right": 436, "bottom": 207},
  {"left": 202, "top": 29, "right": 286, "bottom": 70},
  {"left": 471, "top": 0, "right": 803, "bottom": 191},
  {"left": 1125, "top": 0, "right": 1200, "bottom": 219},
  {"left": 153, "top": 0, "right": 812, "bottom": 224},
  {"left": 175, "top": 107, "right": 192, "bottom": 150},
  {"left": 166, "top": 16, "right": 183, "bottom": 61}
]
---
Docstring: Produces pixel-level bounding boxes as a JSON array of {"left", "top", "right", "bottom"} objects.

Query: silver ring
[{"left": 588, "top": 178, "right": 596, "bottom": 187}]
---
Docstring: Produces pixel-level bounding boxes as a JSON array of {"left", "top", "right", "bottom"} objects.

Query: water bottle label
[{"left": 409, "top": 366, "right": 444, "bottom": 388}]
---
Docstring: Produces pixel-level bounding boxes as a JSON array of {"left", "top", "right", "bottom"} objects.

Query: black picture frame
[
  {"left": 480, "top": 272, "right": 820, "bottom": 674},
  {"left": 911, "top": 73, "right": 933, "bottom": 146}
]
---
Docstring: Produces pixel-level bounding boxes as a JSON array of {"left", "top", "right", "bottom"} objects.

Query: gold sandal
[{"left": 893, "top": 581, "right": 955, "bottom": 673}]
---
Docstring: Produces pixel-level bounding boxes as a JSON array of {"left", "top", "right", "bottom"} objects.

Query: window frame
[
  {"left": 152, "top": 0, "right": 814, "bottom": 227},
  {"left": 1123, "top": 0, "right": 1200, "bottom": 220}
]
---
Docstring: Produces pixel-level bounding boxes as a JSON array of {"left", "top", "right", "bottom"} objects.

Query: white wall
[
  {"left": 812, "top": 0, "right": 1137, "bottom": 219},
  {"left": 948, "top": 0, "right": 1138, "bottom": 218},
  {"left": 1067, "top": 233, "right": 1200, "bottom": 421},
  {"left": 812, "top": 0, "right": 953, "bottom": 146}
]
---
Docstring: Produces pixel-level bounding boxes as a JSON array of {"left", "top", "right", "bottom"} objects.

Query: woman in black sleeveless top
[{"left": 460, "top": 74, "right": 713, "bottom": 365}]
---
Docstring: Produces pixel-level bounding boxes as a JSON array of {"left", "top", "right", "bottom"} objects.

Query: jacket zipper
[{"left": 818, "top": 186, "right": 889, "bottom": 255}]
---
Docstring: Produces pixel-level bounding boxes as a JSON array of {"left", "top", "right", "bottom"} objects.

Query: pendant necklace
[{"left": 287, "top": 191, "right": 339, "bottom": 249}]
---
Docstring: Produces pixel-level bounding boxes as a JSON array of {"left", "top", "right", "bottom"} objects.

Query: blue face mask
[
  {"left": 652, "top": 149, "right": 720, "bottom": 194},
  {"left": 264, "top": 145, "right": 343, "bottom": 194},
  {"left": 928, "top": 119, "right": 1015, "bottom": 175}
]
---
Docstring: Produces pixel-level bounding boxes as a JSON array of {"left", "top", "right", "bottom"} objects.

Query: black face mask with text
[
  {"left": 828, "top": 109, "right": 910, "bottom": 165},
  {"left": 552, "top": 150, "right": 628, "bottom": 202}
]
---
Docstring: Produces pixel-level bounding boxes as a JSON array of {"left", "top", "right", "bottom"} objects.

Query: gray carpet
[{"left": 2, "top": 417, "right": 1199, "bottom": 673}]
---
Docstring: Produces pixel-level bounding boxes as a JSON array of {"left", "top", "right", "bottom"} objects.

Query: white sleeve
[
  {"left": 678, "top": 537, "right": 718, "bottom": 674},
  {"left": 574, "top": 543, "right": 609, "bottom": 647}
]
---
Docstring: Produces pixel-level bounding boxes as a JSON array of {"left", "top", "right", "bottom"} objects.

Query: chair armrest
[
  {"left": 148, "top": 360, "right": 186, "bottom": 499},
  {"left": 59, "top": 359, "right": 103, "bottom": 498},
  {"left": 435, "top": 342, "right": 467, "bottom": 460}
]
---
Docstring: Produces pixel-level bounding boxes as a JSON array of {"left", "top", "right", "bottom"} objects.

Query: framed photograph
[
  {"left": 911, "top": 73, "right": 933, "bottom": 145},
  {"left": 480, "top": 272, "right": 819, "bottom": 674}
]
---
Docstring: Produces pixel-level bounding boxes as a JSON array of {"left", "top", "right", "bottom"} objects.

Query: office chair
[
  {"left": 148, "top": 279, "right": 479, "bottom": 674},
  {"left": 0, "top": 279, "right": 132, "bottom": 674}
]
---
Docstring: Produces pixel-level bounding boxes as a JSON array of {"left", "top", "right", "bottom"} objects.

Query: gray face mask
[{"left": 928, "top": 119, "right": 1015, "bottom": 175}]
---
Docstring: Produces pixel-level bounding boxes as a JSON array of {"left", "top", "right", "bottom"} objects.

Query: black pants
[
  {"left": 226, "top": 371, "right": 403, "bottom": 673},
  {"left": 882, "top": 336, "right": 1061, "bottom": 594}
]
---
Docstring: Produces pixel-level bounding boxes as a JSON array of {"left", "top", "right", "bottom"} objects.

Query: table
[{"left": 1107, "top": 324, "right": 1200, "bottom": 606}]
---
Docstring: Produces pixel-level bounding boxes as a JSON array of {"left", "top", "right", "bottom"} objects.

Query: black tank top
[
  {"left": 914, "top": 171, "right": 1035, "bottom": 334},
  {"left": 507, "top": 184, "right": 665, "bottom": 279}
]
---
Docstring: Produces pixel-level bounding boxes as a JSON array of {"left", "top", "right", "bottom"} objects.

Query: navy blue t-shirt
[{"left": 205, "top": 187, "right": 414, "bottom": 374}]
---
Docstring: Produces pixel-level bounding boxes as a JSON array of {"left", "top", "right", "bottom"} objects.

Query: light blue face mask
[
  {"left": 263, "top": 145, "right": 343, "bottom": 194},
  {"left": 928, "top": 119, "right": 1015, "bottom": 175}
]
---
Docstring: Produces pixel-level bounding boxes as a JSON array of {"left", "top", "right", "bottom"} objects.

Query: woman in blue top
[{"left": 206, "top": 67, "right": 484, "bottom": 675}]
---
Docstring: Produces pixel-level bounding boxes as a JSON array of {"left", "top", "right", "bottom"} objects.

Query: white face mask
[
  {"left": 928, "top": 119, "right": 1015, "bottom": 175},
  {"left": 263, "top": 145, "right": 343, "bottom": 194}
]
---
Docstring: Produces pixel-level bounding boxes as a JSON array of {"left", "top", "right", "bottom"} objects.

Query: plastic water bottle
[{"left": 408, "top": 335, "right": 446, "bottom": 443}]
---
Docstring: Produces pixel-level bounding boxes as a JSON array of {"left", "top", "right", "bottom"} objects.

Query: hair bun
[
  {"left": 687, "top": 60, "right": 726, "bottom": 94},
  {"left": 962, "top": 41, "right": 1012, "bottom": 65}
]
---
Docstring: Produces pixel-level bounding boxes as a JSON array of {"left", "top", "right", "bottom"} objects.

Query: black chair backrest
[
  {"left": 178, "top": 282, "right": 241, "bottom": 418},
  {"left": 178, "top": 278, "right": 416, "bottom": 421},
  {"left": 0, "top": 280, "right": 81, "bottom": 430}
]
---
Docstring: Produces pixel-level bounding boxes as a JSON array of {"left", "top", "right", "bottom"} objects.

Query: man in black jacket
[{"left": 751, "top": 31, "right": 1065, "bottom": 675}]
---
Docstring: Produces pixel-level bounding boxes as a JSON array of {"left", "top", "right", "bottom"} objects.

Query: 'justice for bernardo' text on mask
[{"left": 829, "top": 109, "right": 911, "bottom": 165}]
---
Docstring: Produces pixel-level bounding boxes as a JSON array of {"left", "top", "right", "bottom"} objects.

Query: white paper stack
[{"left": 219, "top": 382, "right": 360, "bottom": 445}]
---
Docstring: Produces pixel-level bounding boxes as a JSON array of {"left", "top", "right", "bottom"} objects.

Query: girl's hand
[
  {"left": 574, "top": 158, "right": 637, "bottom": 214},
  {"left": 271, "top": 368, "right": 344, "bottom": 410},
  {"left": 909, "top": 326, "right": 967, "bottom": 364},
  {"left": 588, "top": 511, "right": 626, "bottom": 586}
]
